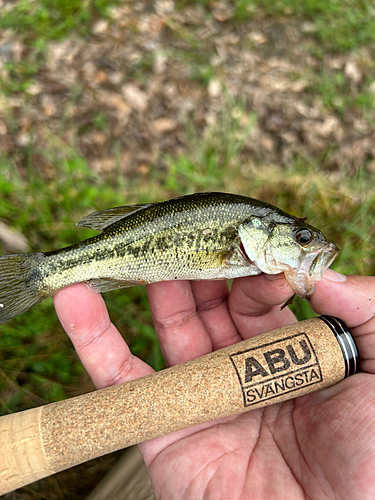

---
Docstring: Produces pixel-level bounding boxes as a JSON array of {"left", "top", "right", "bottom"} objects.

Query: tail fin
[{"left": 0, "top": 252, "right": 46, "bottom": 323}]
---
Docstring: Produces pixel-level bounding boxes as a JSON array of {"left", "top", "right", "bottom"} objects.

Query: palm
[
  {"left": 53, "top": 273, "right": 375, "bottom": 500},
  {"left": 145, "top": 378, "right": 375, "bottom": 499}
]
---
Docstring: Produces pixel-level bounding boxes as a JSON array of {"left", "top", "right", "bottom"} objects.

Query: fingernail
[{"left": 323, "top": 269, "right": 347, "bottom": 282}]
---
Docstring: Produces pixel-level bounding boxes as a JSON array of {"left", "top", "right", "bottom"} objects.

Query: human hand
[{"left": 53, "top": 270, "right": 375, "bottom": 500}]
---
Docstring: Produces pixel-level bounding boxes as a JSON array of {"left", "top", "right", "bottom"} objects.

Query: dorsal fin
[{"left": 76, "top": 203, "right": 151, "bottom": 231}]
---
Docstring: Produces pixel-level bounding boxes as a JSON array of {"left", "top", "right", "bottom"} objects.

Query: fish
[{"left": 0, "top": 192, "right": 339, "bottom": 322}]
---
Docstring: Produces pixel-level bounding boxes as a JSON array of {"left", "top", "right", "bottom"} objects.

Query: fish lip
[
  {"left": 287, "top": 243, "right": 340, "bottom": 300},
  {"left": 309, "top": 243, "right": 340, "bottom": 279}
]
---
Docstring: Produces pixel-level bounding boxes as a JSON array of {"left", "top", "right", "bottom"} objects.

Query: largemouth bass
[{"left": 0, "top": 192, "right": 338, "bottom": 322}]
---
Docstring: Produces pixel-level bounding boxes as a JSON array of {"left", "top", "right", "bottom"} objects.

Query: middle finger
[{"left": 229, "top": 273, "right": 296, "bottom": 338}]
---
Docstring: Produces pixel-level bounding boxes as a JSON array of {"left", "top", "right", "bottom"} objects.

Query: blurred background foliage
[{"left": 0, "top": 0, "right": 374, "bottom": 496}]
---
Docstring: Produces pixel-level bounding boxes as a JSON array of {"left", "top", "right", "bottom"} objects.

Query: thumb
[{"left": 310, "top": 269, "right": 375, "bottom": 373}]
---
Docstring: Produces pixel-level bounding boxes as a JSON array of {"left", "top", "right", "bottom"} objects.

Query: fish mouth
[
  {"left": 309, "top": 243, "right": 340, "bottom": 280},
  {"left": 284, "top": 242, "right": 340, "bottom": 300}
]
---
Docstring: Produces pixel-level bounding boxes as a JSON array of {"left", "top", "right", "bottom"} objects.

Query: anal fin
[{"left": 87, "top": 277, "right": 145, "bottom": 293}]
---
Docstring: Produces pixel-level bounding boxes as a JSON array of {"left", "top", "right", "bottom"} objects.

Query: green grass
[
  {"left": 258, "top": 0, "right": 375, "bottom": 53},
  {"left": 308, "top": 70, "right": 375, "bottom": 116},
  {"left": 0, "top": 141, "right": 166, "bottom": 416},
  {"left": 0, "top": 0, "right": 119, "bottom": 94},
  {"left": 177, "top": 0, "right": 375, "bottom": 53},
  {"left": 0, "top": 0, "right": 118, "bottom": 46},
  {"left": 165, "top": 95, "right": 257, "bottom": 192},
  {"left": 1, "top": 59, "right": 42, "bottom": 94},
  {"left": 170, "top": 0, "right": 375, "bottom": 123}
]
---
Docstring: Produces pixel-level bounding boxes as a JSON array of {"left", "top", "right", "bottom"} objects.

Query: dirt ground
[{"left": 1, "top": 1, "right": 374, "bottom": 181}]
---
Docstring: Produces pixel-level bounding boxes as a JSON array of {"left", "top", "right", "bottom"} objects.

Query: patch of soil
[{"left": 0, "top": 1, "right": 374, "bottom": 179}]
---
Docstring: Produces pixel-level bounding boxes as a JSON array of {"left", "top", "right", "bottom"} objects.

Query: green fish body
[{"left": 0, "top": 192, "right": 339, "bottom": 322}]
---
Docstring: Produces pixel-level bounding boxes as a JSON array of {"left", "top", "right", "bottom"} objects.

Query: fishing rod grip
[{"left": 0, "top": 316, "right": 359, "bottom": 494}]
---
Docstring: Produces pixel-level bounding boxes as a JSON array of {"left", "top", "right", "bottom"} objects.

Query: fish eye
[{"left": 295, "top": 228, "right": 313, "bottom": 246}]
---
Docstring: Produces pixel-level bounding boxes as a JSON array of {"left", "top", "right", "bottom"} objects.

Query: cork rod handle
[
  {"left": 0, "top": 407, "right": 52, "bottom": 493},
  {"left": 0, "top": 317, "right": 356, "bottom": 494}
]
